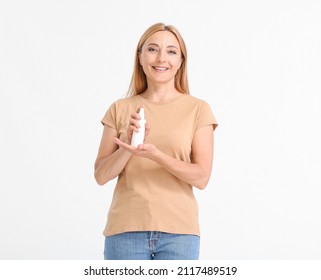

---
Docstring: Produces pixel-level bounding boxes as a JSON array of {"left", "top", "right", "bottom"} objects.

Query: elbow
[
  {"left": 94, "top": 169, "right": 117, "bottom": 186},
  {"left": 94, "top": 170, "right": 107, "bottom": 186},
  {"left": 94, "top": 175, "right": 104, "bottom": 186},
  {"left": 195, "top": 181, "right": 208, "bottom": 190},
  {"left": 96, "top": 180, "right": 105, "bottom": 187},
  {"left": 194, "top": 172, "right": 211, "bottom": 190}
]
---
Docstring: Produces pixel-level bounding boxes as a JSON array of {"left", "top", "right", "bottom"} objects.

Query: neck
[{"left": 141, "top": 82, "right": 181, "bottom": 102}]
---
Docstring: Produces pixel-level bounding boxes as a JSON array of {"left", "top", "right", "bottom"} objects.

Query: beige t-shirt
[{"left": 101, "top": 94, "right": 218, "bottom": 236}]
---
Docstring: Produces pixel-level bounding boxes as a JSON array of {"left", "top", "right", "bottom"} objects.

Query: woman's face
[{"left": 139, "top": 31, "right": 182, "bottom": 86}]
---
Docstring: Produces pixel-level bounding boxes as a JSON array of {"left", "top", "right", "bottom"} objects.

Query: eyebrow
[{"left": 147, "top": 43, "right": 179, "bottom": 49}]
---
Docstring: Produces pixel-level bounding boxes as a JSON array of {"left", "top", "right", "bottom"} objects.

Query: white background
[{"left": 0, "top": 0, "right": 320, "bottom": 260}]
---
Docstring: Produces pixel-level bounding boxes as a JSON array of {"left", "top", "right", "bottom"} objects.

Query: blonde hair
[{"left": 127, "top": 23, "right": 189, "bottom": 97}]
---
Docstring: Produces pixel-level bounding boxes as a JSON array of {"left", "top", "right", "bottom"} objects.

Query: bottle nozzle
[{"left": 139, "top": 108, "right": 145, "bottom": 120}]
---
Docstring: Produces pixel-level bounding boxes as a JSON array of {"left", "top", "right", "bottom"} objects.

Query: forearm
[
  {"left": 112, "top": 125, "right": 214, "bottom": 189},
  {"left": 94, "top": 147, "right": 132, "bottom": 186},
  {"left": 151, "top": 150, "right": 211, "bottom": 190}
]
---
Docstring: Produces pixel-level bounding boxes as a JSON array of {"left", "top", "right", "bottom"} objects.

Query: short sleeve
[
  {"left": 101, "top": 101, "right": 117, "bottom": 130},
  {"left": 196, "top": 101, "right": 218, "bottom": 131}
]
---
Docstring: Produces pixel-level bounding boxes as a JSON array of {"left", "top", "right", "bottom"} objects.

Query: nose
[{"left": 157, "top": 50, "right": 166, "bottom": 63}]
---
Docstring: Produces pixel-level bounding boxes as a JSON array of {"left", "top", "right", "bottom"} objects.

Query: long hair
[{"left": 127, "top": 23, "right": 189, "bottom": 96}]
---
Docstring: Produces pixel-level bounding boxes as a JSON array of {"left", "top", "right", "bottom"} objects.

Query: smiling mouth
[{"left": 152, "top": 66, "right": 169, "bottom": 72}]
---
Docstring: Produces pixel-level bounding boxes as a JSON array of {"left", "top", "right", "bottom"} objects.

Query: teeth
[{"left": 154, "top": 67, "right": 167, "bottom": 71}]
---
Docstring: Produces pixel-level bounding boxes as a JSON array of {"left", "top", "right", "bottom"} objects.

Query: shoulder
[
  {"left": 107, "top": 95, "right": 140, "bottom": 110},
  {"left": 182, "top": 94, "right": 217, "bottom": 127},
  {"left": 110, "top": 95, "right": 139, "bottom": 105},
  {"left": 181, "top": 94, "right": 212, "bottom": 109}
]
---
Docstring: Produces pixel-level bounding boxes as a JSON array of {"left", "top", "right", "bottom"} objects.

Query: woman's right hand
[{"left": 127, "top": 108, "right": 151, "bottom": 144}]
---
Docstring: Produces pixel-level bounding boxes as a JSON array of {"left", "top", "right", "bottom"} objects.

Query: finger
[
  {"left": 129, "top": 118, "right": 141, "bottom": 129},
  {"left": 130, "top": 112, "right": 141, "bottom": 120},
  {"left": 128, "top": 124, "right": 139, "bottom": 132},
  {"left": 137, "top": 144, "right": 146, "bottom": 150},
  {"left": 145, "top": 122, "right": 151, "bottom": 136},
  {"left": 114, "top": 137, "right": 136, "bottom": 151}
]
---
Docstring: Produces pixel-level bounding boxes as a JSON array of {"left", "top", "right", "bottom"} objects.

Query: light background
[{"left": 0, "top": 0, "right": 320, "bottom": 259}]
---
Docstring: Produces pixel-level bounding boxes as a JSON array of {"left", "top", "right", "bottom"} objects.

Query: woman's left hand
[{"left": 114, "top": 138, "right": 159, "bottom": 160}]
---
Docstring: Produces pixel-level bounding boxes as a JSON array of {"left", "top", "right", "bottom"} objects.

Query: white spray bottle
[{"left": 131, "top": 108, "right": 146, "bottom": 147}]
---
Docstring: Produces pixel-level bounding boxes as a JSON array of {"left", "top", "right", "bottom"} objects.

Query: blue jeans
[{"left": 104, "top": 231, "right": 200, "bottom": 260}]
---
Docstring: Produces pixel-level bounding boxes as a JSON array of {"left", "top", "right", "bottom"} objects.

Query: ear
[
  {"left": 138, "top": 50, "right": 142, "bottom": 66},
  {"left": 178, "top": 57, "right": 183, "bottom": 68}
]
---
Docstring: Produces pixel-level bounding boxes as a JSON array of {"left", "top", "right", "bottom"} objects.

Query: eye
[
  {"left": 168, "top": 50, "right": 177, "bottom": 55},
  {"left": 147, "top": 47, "right": 158, "bottom": 53}
]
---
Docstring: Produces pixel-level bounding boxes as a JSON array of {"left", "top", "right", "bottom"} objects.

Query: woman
[{"left": 94, "top": 23, "right": 218, "bottom": 260}]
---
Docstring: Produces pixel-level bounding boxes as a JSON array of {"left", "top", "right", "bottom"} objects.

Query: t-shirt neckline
[{"left": 136, "top": 94, "right": 186, "bottom": 105}]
